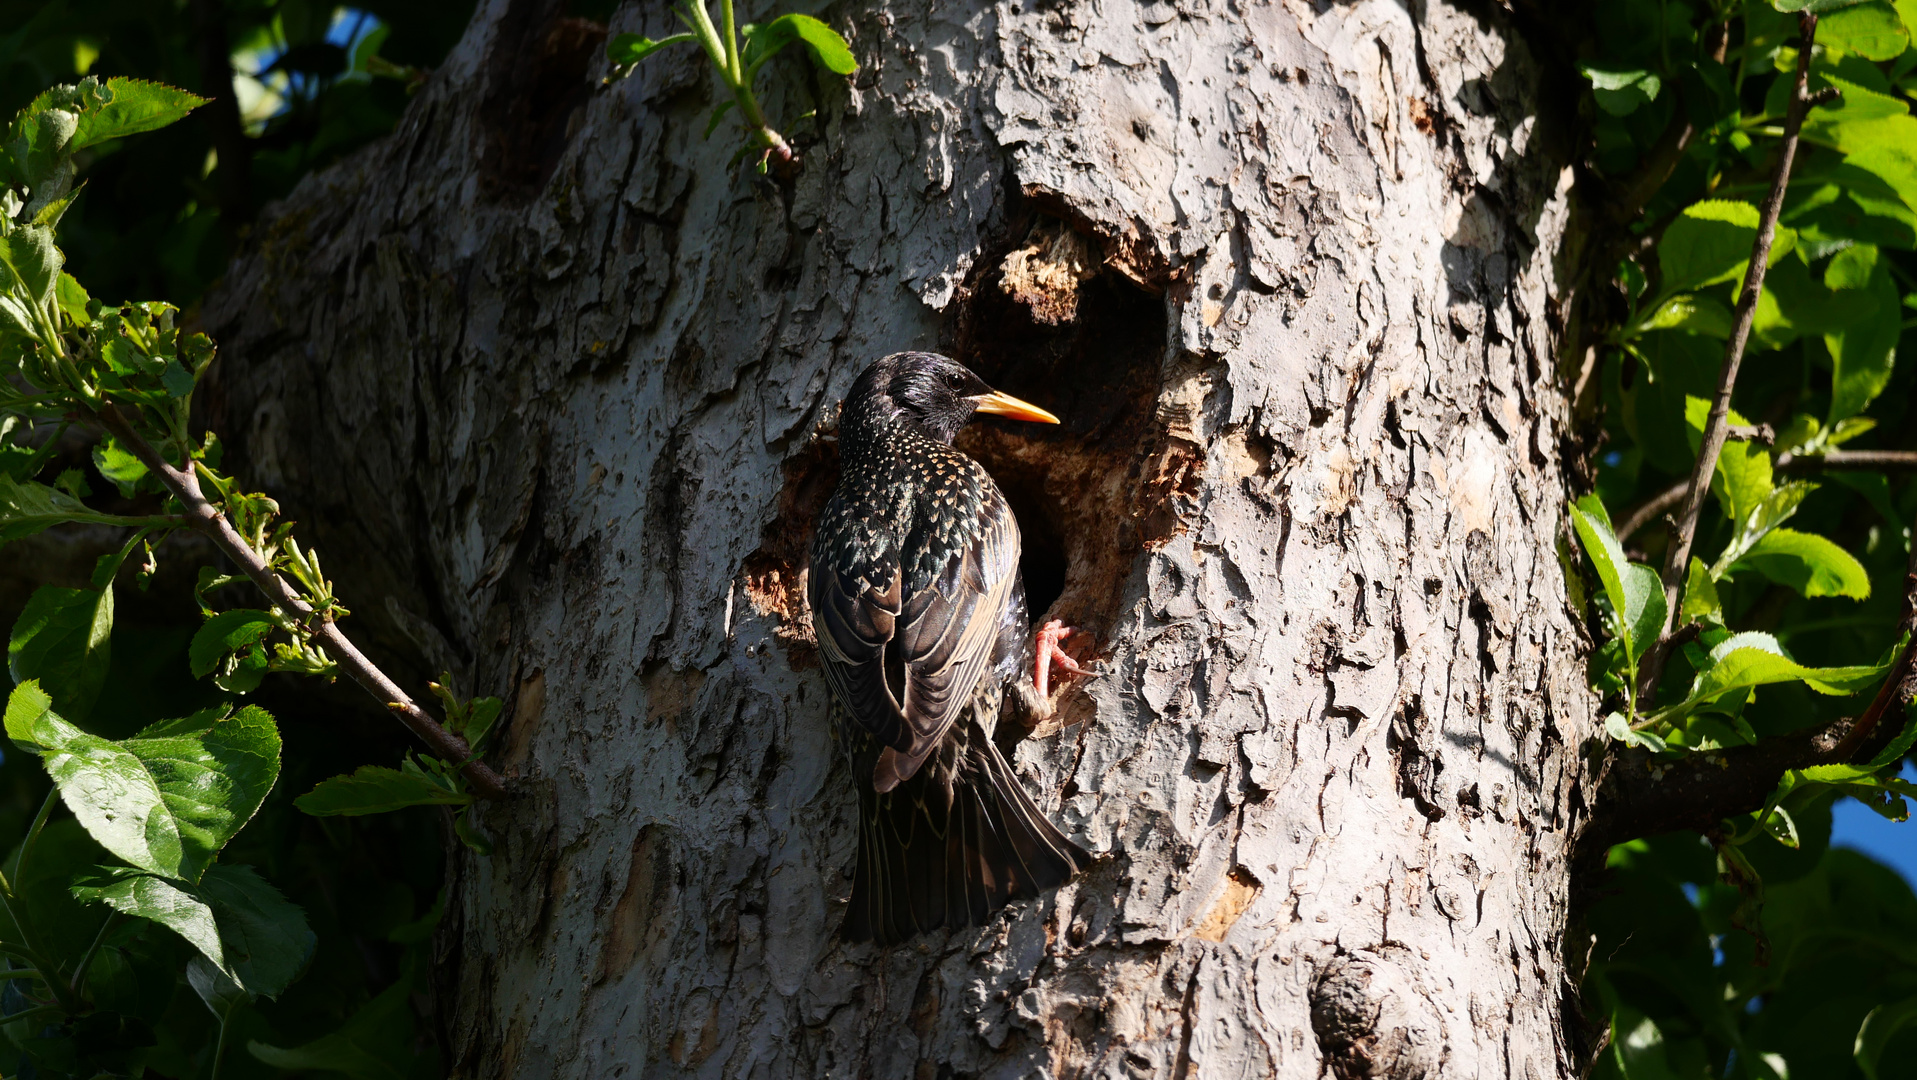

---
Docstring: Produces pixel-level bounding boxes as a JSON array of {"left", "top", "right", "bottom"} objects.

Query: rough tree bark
[{"left": 203, "top": 0, "right": 1596, "bottom": 1074}]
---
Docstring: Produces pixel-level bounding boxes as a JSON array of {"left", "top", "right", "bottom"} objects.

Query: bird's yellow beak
[{"left": 969, "top": 390, "right": 1060, "bottom": 425}]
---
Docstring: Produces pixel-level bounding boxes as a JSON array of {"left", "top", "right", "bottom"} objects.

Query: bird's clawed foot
[{"left": 1034, "top": 620, "right": 1089, "bottom": 699}]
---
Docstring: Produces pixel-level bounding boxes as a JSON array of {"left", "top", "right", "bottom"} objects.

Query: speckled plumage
[{"left": 807, "top": 352, "right": 1090, "bottom": 944}]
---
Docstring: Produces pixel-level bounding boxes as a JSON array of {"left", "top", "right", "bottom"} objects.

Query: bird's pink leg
[{"left": 1034, "top": 620, "right": 1089, "bottom": 699}]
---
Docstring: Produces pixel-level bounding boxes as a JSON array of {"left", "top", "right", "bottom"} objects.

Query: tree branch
[
  {"left": 1776, "top": 449, "right": 1917, "bottom": 473},
  {"left": 1585, "top": 505, "right": 1917, "bottom": 859},
  {"left": 1637, "top": 13, "right": 1820, "bottom": 706},
  {"left": 1581, "top": 717, "right": 1854, "bottom": 859},
  {"left": 1618, "top": 479, "right": 1688, "bottom": 542},
  {"left": 92, "top": 406, "right": 509, "bottom": 800}
]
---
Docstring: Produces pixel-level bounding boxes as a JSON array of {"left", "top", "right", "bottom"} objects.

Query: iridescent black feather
[{"left": 808, "top": 352, "right": 1091, "bottom": 943}]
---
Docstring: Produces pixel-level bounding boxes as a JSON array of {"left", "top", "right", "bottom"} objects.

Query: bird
[{"left": 807, "top": 351, "right": 1094, "bottom": 944}]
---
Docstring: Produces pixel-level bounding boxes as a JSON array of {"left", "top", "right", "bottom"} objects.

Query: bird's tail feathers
[{"left": 842, "top": 717, "right": 1089, "bottom": 945}]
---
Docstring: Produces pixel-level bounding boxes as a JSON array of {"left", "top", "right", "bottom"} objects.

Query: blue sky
[{"left": 1830, "top": 761, "right": 1917, "bottom": 886}]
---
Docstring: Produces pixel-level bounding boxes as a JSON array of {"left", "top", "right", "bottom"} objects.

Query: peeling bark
[{"left": 204, "top": 0, "right": 1598, "bottom": 1074}]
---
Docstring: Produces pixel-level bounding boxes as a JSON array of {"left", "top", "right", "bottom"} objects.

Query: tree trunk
[{"left": 204, "top": 0, "right": 1596, "bottom": 1075}]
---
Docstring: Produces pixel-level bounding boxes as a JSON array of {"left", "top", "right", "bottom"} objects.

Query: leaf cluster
[
  {"left": 0, "top": 74, "right": 493, "bottom": 1079},
  {"left": 603, "top": 0, "right": 855, "bottom": 174},
  {"left": 1570, "top": 0, "right": 1917, "bottom": 1075}
]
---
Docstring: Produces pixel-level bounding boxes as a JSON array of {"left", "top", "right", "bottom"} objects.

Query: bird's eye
[{"left": 945, "top": 371, "right": 966, "bottom": 389}]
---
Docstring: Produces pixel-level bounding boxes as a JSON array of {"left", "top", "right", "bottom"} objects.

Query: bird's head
[{"left": 851, "top": 352, "right": 1059, "bottom": 444}]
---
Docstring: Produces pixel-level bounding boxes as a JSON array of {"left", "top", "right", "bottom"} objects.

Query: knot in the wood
[{"left": 1309, "top": 952, "right": 1446, "bottom": 1080}]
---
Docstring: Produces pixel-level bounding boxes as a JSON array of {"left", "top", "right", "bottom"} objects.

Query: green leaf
[
  {"left": 1826, "top": 243, "right": 1880, "bottom": 290},
  {"left": 1855, "top": 996, "right": 1917, "bottom": 1080},
  {"left": 705, "top": 99, "right": 736, "bottom": 139},
  {"left": 454, "top": 807, "right": 494, "bottom": 854},
  {"left": 1666, "top": 635, "right": 1887, "bottom": 719},
  {"left": 248, "top": 968, "right": 416, "bottom": 1079},
  {"left": 54, "top": 272, "right": 89, "bottom": 326},
  {"left": 1582, "top": 64, "right": 1663, "bottom": 116},
  {"left": 605, "top": 31, "right": 696, "bottom": 69},
  {"left": 1636, "top": 294, "right": 1733, "bottom": 338},
  {"left": 32, "top": 180, "right": 82, "bottom": 230},
  {"left": 295, "top": 760, "right": 471, "bottom": 816},
  {"left": 743, "top": 14, "right": 857, "bottom": 77},
  {"left": 4, "top": 98, "right": 78, "bottom": 194},
  {"left": 1608, "top": 1006, "right": 1690, "bottom": 1080},
  {"left": 0, "top": 416, "right": 44, "bottom": 482},
  {"left": 0, "top": 473, "right": 151, "bottom": 543},
  {"left": 1606, "top": 710, "right": 1669, "bottom": 752},
  {"left": 1823, "top": 246, "right": 1900, "bottom": 422},
  {"left": 65, "top": 77, "right": 206, "bottom": 151},
  {"left": 1569, "top": 495, "right": 1667, "bottom": 665},
  {"left": 9, "top": 585, "right": 112, "bottom": 722},
  {"left": 53, "top": 467, "right": 89, "bottom": 499},
  {"left": 187, "top": 955, "right": 249, "bottom": 1018},
  {"left": 1770, "top": 0, "right": 1871, "bottom": 10},
  {"left": 1621, "top": 564, "right": 1667, "bottom": 666},
  {"left": 1760, "top": 804, "right": 1800, "bottom": 848},
  {"left": 196, "top": 862, "right": 314, "bottom": 998},
  {"left": 72, "top": 865, "right": 226, "bottom": 975},
  {"left": 1682, "top": 397, "right": 1777, "bottom": 552},
  {"left": 190, "top": 608, "right": 278, "bottom": 692},
  {"left": 1863, "top": 699, "right": 1917, "bottom": 771},
  {"left": 1658, "top": 200, "right": 1797, "bottom": 295},
  {"left": 348, "top": 24, "right": 393, "bottom": 75},
  {"left": 1735, "top": 527, "right": 1871, "bottom": 599},
  {"left": 1681, "top": 557, "right": 1723, "bottom": 627},
  {"left": 463, "top": 698, "right": 502, "bottom": 749},
  {"left": 1835, "top": 117, "right": 1917, "bottom": 217},
  {"left": 1819, "top": 1, "right": 1910, "bottom": 59},
  {"left": 0, "top": 224, "right": 61, "bottom": 310},
  {"left": 5, "top": 683, "right": 282, "bottom": 883},
  {"left": 1743, "top": 479, "right": 1814, "bottom": 540},
  {"left": 160, "top": 358, "right": 195, "bottom": 398},
  {"left": 124, "top": 705, "right": 282, "bottom": 874},
  {"left": 1713, "top": 479, "right": 1817, "bottom": 577},
  {"left": 99, "top": 333, "right": 149, "bottom": 377},
  {"left": 91, "top": 436, "right": 150, "bottom": 498},
  {"left": 189, "top": 608, "right": 276, "bottom": 676},
  {"left": 72, "top": 862, "right": 312, "bottom": 998}
]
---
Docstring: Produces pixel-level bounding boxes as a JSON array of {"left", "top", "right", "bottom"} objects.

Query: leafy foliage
[
  {"left": 1572, "top": 0, "right": 1917, "bottom": 1075},
  {"left": 603, "top": 0, "right": 856, "bottom": 173},
  {"left": 0, "top": 39, "right": 486, "bottom": 1078}
]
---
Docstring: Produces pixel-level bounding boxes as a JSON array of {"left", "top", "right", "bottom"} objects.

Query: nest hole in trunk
[
  {"left": 741, "top": 209, "right": 1194, "bottom": 676},
  {"left": 950, "top": 208, "right": 1184, "bottom": 651}
]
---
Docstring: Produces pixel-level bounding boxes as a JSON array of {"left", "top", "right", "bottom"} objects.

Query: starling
[{"left": 808, "top": 351, "right": 1094, "bottom": 944}]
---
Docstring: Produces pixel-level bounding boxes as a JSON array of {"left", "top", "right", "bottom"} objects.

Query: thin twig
[
  {"left": 1638, "top": 13, "right": 1821, "bottom": 706},
  {"left": 1776, "top": 449, "right": 1917, "bottom": 472},
  {"left": 69, "top": 911, "right": 119, "bottom": 997},
  {"left": 1618, "top": 479, "right": 1688, "bottom": 542},
  {"left": 92, "top": 406, "right": 508, "bottom": 800}
]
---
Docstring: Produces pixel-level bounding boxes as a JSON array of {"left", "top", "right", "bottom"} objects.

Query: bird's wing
[
  {"left": 809, "top": 537, "right": 910, "bottom": 750},
  {"left": 810, "top": 481, "right": 1022, "bottom": 779},
  {"left": 890, "top": 486, "right": 1021, "bottom": 762}
]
